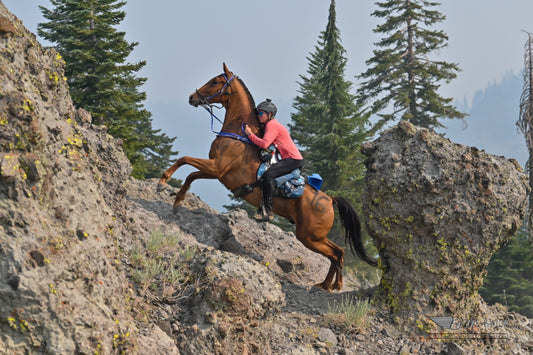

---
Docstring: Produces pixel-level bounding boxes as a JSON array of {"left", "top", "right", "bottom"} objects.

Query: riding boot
[
  {"left": 254, "top": 179, "right": 274, "bottom": 222},
  {"left": 263, "top": 184, "right": 274, "bottom": 221}
]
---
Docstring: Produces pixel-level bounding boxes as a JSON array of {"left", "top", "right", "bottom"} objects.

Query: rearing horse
[{"left": 158, "top": 63, "right": 377, "bottom": 291}]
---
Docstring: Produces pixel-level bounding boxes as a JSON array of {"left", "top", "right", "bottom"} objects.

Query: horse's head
[{"left": 189, "top": 63, "right": 235, "bottom": 107}]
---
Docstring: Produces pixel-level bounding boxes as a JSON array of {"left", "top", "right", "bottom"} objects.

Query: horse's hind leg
[
  {"left": 323, "top": 239, "right": 345, "bottom": 291},
  {"left": 330, "top": 240, "right": 345, "bottom": 290},
  {"left": 301, "top": 238, "right": 345, "bottom": 291},
  {"left": 173, "top": 171, "right": 216, "bottom": 212},
  {"left": 318, "top": 262, "right": 337, "bottom": 291}
]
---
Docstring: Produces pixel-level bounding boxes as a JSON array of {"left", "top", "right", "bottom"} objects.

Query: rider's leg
[
  {"left": 254, "top": 159, "right": 302, "bottom": 222},
  {"left": 254, "top": 176, "right": 274, "bottom": 221}
]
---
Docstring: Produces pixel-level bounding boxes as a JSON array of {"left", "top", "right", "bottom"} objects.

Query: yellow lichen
[{"left": 22, "top": 98, "right": 34, "bottom": 112}]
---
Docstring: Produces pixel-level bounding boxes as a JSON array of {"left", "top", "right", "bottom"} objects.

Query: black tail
[{"left": 333, "top": 197, "right": 377, "bottom": 267}]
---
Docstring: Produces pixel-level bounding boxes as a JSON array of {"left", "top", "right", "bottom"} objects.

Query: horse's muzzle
[
  {"left": 189, "top": 90, "right": 207, "bottom": 107},
  {"left": 189, "top": 93, "right": 201, "bottom": 107}
]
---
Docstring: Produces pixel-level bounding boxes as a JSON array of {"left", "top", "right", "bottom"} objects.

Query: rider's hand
[{"left": 243, "top": 124, "right": 252, "bottom": 136}]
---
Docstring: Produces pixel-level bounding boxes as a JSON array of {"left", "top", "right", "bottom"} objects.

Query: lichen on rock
[{"left": 362, "top": 121, "right": 528, "bottom": 328}]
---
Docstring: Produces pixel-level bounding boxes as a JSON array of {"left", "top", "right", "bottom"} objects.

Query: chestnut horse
[{"left": 158, "top": 63, "right": 376, "bottom": 291}]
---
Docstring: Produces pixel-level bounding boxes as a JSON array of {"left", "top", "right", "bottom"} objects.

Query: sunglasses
[{"left": 257, "top": 110, "right": 267, "bottom": 117}]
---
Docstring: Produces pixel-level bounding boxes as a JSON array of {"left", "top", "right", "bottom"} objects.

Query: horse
[{"left": 158, "top": 63, "right": 377, "bottom": 291}]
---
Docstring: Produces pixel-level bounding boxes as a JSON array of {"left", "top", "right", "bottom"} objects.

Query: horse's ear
[{"left": 223, "top": 62, "right": 231, "bottom": 75}]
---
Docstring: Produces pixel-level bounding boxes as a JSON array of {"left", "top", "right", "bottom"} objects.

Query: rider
[{"left": 243, "top": 99, "right": 303, "bottom": 222}]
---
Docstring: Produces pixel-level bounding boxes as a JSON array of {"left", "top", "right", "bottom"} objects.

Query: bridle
[
  {"left": 197, "top": 73, "right": 253, "bottom": 144},
  {"left": 195, "top": 72, "right": 235, "bottom": 105}
]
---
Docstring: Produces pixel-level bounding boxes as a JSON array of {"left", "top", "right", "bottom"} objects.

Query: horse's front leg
[
  {"left": 173, "top": 171, "right": 216, "bottom": 212},
  {"left": 158, "top": 156, "right": 220, "bottom": 189}
]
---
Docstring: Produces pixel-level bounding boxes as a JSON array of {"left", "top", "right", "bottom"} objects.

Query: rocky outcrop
[
  {"left": 0, "top": 3, "right": 179, "bottom": 353},
  {"left": 362, "top": 121, "right": 529, "bottom": 327}
]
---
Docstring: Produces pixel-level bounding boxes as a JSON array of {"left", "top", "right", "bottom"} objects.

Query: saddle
[
  {"left": 232, "top": 145, "right": 305, "bottom": 199},
  {"left": 256, "top": 162, "right": 305, "bottom": 199}
]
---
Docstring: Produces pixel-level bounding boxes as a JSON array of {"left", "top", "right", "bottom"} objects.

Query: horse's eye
[{"left": 211, "top": 79, "right": 219, "bottom": 86}]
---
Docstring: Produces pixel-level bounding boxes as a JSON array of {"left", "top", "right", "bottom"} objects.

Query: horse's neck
[{"left": 222, "top": 92, "right": 257, "bottom": 132}]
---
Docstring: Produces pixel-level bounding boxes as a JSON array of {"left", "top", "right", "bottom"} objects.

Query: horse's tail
[{"left": 333, "top": 197, "right": 377, "bottom": 267}]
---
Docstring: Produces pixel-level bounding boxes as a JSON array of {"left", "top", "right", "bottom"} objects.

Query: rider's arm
[{"left": 248, "top": 121, "right": 278, "bottom": 149}]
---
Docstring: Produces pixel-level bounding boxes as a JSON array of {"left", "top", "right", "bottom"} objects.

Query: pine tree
[
  {"left": 38, "top": 0, "right": 176, "bottom": 178},
  {"left": 288, "top": 1, "right": 378, "bottom": 280},
  {"left": 517, "top": 31, "right": 533, "bottom": 238},
  {"left": 481, "top": 225, "right": 533, "bottom": 318},
  {"left": 357, "top": 0, "right": 465, "bottom": 130},
  {"left": 289, "top": 0, "right": 371, "bottom": 208}
]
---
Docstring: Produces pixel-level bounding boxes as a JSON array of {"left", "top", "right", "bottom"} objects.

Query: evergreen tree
[
  {"left": 357, "top": 0, "right": 465, "bottom": 130},
  {"left": 289, "top": 0, "right": 371, "bottom": 208},
  {"left": 481, "top": 225, "right": 533, "bottom": 318},
  {"left": 288, "top": 1, "right": 378, "bottom": 280},
  {"left": 38, "top": 0, "right": 176, "bottom": 178},
  {"left": 517, "top": 31, "right": 533, "bottom": 238}
]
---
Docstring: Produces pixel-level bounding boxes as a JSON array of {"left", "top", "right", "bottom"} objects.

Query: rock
[
  {"left": 136, "top": 325, "right": 180, "bottom": 355},
  {"left": 314, "top": 340, "right": 327, "bottom": 348},
  {"left": 447, "top": 342, "right": 466, "bottom": 355},
  {"left": 276, "top": 253, "right": 306, "bottom": 273},
  {"left": 362, "top": 121, "right": 528, "bottom": 325},
  {"left": 0, "top": 153, "right": 20, "bottom": 178},
  {"left": 318, "top": 327, "right": 338, "bottom": 347},
  {"left": 0, "top": 15, "right": 16, "bottom": 34},
  {"left": 182, "top": 249, "right": 285, "bottom": 323},
  {"left": 398, "top": 344, "right": 410, "bottom": 354},
  {"left": 6, "top": 274, "right": 19, "bottom": 291}
]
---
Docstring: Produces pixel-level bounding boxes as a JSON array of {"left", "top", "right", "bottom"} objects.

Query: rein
[
  {"left": 199, "top": 73, "right": 253, "bottom": 145},
  {"left": 203, "top": 105, "right": 252, "bottom": 144}
]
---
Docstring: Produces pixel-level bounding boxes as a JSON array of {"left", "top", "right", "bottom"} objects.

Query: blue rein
[{"left": 201, "top": 73, "right": 253, "bottom": 145}]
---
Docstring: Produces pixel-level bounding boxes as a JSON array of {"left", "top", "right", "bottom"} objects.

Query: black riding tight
[{"left": 262, "top": 158, "right": 303, "bottom": 206}]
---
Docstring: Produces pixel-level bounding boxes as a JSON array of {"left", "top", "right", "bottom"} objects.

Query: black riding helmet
[{"left": 257, "top": 98, "right": 277, "bottom": 118}]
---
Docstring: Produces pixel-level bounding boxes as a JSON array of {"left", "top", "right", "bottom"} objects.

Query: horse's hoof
[
  {"left": 313, "top": 283, "right": 332, "bottom": 292},
  {"left": 332, "top": 283, "right": 343, "bottom": 291},
  {"left": 157, "top": 182, "right": 167, "bottom": 192}
]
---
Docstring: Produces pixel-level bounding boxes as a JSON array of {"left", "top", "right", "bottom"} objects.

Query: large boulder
[
  {"left": 178, "top": 248, "right": 285, "bottom": 324},
  {"left": 362, "top": 121, "right": 528, "bottom": 327}
]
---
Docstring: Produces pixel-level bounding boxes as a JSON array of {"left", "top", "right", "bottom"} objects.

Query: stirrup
[
  {"left": 253, "top": 206, "right": 273, "bottom": 222},
  {"left": 254, "top": 212, "right": 273, "bottom": 222}
]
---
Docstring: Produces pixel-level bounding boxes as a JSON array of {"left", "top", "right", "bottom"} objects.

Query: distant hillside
[{"left": 440, "top": 71, "right": 527, "bottom": 167}]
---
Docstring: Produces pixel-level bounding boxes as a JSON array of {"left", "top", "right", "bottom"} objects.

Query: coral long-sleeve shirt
[{"left": 248, "top": 119, "right": 303, "bottom": 160}]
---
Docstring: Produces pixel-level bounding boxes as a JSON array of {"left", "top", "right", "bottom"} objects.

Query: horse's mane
[{"left": 236, "top": 76, "right": 255, "bottom": 108}]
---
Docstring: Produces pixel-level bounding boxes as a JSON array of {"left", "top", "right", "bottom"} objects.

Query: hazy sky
[{"left": 3, "top": 0, "right": 532, "bottom": 210}]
